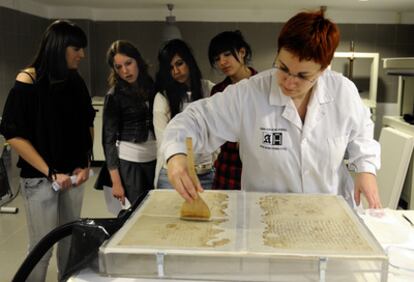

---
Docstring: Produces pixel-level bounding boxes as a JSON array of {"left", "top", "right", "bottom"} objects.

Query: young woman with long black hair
[
  {"left": 0, "top": 20, "right": 95, "bottom": 281},
  {"left": 153, "top": 39, "right": 214, "bottom": 189}
]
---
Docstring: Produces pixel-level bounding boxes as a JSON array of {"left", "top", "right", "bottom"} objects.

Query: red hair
[{"left": 277, "top": 10, "right": 340, "bottom": 69}]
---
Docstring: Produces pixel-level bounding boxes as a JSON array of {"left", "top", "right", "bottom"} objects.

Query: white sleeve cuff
[
  {"left": 353, "top": 163, "right": 377, "bottom": 176},
  {"left": 164, "top": 142, "right": 187, "bottom": 163}
]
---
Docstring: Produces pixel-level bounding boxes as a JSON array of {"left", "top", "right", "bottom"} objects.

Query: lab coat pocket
[{"left": 327, "top": 135, "right": 349, "bottom": 171}]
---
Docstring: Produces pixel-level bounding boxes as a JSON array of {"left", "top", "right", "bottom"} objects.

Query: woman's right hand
[
  {"left": 167, "top": 154, "right": 204, "bottom": 203},
  {"left": 112, "top": 182, "right": 125, "bottom": 205},
  {"left": 54, "top": 173, "right": 73, "bottom": 190},
  {"left": 108, "top": 168, "right": 125, "bottom": 204}
]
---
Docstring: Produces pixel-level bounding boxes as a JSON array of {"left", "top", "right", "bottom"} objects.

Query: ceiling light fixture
[{"left": 161, "top": 3, "right": 182, "bottom": 43}]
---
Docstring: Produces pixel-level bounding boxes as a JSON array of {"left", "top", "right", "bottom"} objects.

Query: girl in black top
[{"left": 0, "top": 20, "right": 95, "bottom": 281}]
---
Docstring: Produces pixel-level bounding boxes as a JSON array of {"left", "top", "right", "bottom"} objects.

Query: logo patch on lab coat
[{"left": 260, "top": 128, "right": 288, "bottom": 150}]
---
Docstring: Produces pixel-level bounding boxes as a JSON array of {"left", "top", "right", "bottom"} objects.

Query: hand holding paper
[
  {"left": 103, "top": 185, "right": 131, "bottom": 215},
  {"left": 52, "top": 170, "right": 95, "bottom": 191}
]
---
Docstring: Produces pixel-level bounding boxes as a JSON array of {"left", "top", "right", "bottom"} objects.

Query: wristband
[{"left": 47, "top": 167, "right": 57, "bottom": 182}]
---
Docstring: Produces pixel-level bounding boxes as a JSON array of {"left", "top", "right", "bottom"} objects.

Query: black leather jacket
[{"left": 102, "top": 86, "right": 154, "bottom": 169}]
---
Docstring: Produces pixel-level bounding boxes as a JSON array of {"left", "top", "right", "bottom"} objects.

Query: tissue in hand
[{"left": 52, "top": 170, "right": 95, "bottom": 191}]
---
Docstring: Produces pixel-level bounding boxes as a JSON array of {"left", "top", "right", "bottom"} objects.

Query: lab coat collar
[
  {"left": 269, "top": 69, "right": 291, "bottom": 107},
  {"left": 302, "top": 72, "right": 335, "bottom": 135},
  {"left": 269, "top": 69, "right": 335, "bottom": 131},
  {"left": 313, "top": 71, "right": 334, "bottom": 105},
  {"left": 269, "top": 69, "right": 334, "bottom": 107}
]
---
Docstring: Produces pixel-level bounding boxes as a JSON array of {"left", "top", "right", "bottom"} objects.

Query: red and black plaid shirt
[{"left": 211, "top": 68, "right": 257, "bottom": 190}]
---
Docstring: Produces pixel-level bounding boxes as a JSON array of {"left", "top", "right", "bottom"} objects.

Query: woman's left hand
[
  {"left": 354, "top": 172, "right": 382, "bottom": 209},
  {"left": 73, "top": 167, "right": 90, "bottom": 186}
]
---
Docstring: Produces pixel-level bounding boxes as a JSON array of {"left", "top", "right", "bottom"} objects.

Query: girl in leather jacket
[{"left": 103, "top": 40, "right": 156, "bottom": 205}]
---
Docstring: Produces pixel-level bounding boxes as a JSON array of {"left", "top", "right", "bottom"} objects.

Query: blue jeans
[
  {"left": 20, "top": 177, "right": 84, "bottom": 282},
  {"left": 156, "top": 168, "right": 214, "bottom": 189}
]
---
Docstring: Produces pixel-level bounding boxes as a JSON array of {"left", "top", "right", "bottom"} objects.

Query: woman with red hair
[{"left": 161, "top": 10, "right": 381, "bottom": 209}]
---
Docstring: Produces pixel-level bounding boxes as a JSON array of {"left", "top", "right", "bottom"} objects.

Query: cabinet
[
  {"left": 382, "top": 116, "right": 414, "bottom": 209},
  {"left": 332, "top": 52, "right": 379, "bottom": 114},
  {"left": 382, "top": 57, "right": 414, "bottom": 209},
  {"left": 92, "top": 96, "right": 105, "bottom": 162}
]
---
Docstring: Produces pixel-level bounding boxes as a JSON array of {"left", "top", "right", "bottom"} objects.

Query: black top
[
  {"left": 102, "top": 84, "right": 154, "bottom": 169},
  {"left": 0, "top": 71, "right": 95, "bottom": 178}
]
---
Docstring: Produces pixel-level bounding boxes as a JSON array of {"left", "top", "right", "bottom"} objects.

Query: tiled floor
[{"left": 0, "top": 154, "right": 112, "bottom": 282}]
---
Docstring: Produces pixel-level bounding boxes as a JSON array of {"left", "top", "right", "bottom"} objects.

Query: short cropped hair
[{"left": 277, "top": 11, "right": 340, "bottom": 69}]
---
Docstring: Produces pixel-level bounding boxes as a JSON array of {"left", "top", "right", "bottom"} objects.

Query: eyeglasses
[{"left": 273, "top": 62, "right": 318, "bottom": 84}]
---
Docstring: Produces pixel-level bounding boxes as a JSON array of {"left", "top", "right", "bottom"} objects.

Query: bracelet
[
  {"left": 87, "top": 149, "right": 93, "bottom": 163},
  {"left": 47, "top": 167, "right": 57, "bottom": 182}
]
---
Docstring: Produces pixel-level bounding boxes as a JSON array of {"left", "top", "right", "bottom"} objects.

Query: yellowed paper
[
  {"left": 116, "top": 190, "right": 236, "bottom": 250},
  {"left": 247, "top": 194, "right": 376, "bottom": 255}
]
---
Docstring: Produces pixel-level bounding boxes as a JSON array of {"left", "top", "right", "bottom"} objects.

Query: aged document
[
  {"left": 247, "top": 194, "right": 377, "bottom": 255},
  {"left": 117, "top": 190, "right": 236, "bottom": 250},
  {"left": 113, "top": 191, "right": 378, "bottom": 254},
  {"left": 100, "top": 191, "right": 387, "bottom": 280},
  {"left": 138, "top": 190, "right": 229, "bottom": 218},
  {"left": 119, "top": 215, "right": 230, "bottom": 248}
]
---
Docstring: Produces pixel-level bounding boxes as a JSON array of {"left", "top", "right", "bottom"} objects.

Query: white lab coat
[{"left": 161, "top": 69, "right": 380, "bottom": 205}]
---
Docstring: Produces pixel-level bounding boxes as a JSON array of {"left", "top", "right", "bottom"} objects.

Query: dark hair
[
  {"left": 208, "top": 30, "right": 252, "bottom": 68},
  {"left": 155, "top": 39, "right": 203, "bottom": 118},
  {"left": 106, "top": 40, "right": 154, "bottom": 99},
  {"left": 30, "top": 19, "right": 87, "bottom": 81},
  {"left": 277, "top": 10, "right": 340, "bottom": 69}
]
